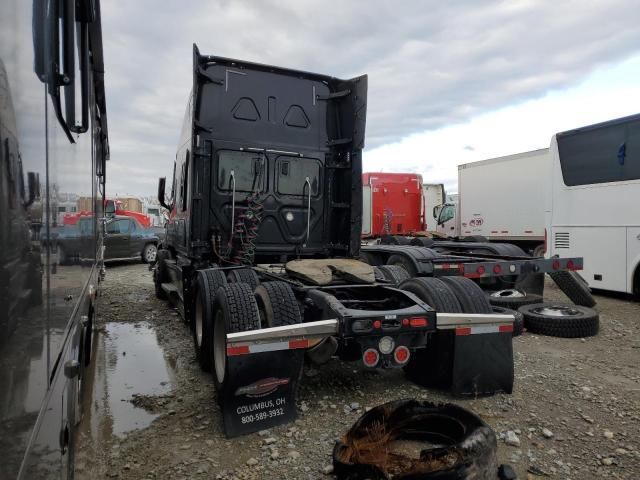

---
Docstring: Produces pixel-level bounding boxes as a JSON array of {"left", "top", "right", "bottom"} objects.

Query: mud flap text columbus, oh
[
  {"left": 222, "top": 319, "right": 337, "bottom": 437},
  {"left": 222, "top": 349, "right": 304, "bottom": 437}
]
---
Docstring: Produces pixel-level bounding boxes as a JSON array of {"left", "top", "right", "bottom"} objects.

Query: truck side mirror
[
  {"left": 432, "top": 206, "right": 437, "bottom": 219},
  {"left": 24, "top": 172, "right": 40, "bottom": 208},
  {"left": 158, "top": 177, "right": 169, "bottom": 210}
]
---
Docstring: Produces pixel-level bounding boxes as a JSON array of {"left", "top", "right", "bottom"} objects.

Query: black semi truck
[{"left": 154, "top": 46, "right": 581, "bottom": 437}]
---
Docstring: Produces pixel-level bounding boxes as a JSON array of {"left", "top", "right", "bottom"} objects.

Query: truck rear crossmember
[{"left": 226, "top": 312, "right": 515, "bottom": 354}]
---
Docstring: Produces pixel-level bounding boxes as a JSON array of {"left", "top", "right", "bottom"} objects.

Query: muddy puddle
[{"left": 83, "top": 322, "right": 175, "bottom": 440}]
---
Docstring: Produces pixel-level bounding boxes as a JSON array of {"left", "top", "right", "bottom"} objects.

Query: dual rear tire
[
  {"left": 193, "top": 269, "right": 228, "bottom": 372},
  {"left": 400, "top": 277, "right": 494, "bottom": 388},
  {"left": 211, "top": 283, "right": 262, "bottom": 396},
  {"left": 192, "top": 269, "right": 301, "bottom": 401}
]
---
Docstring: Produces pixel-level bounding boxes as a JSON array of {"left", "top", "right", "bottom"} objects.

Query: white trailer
[
  {"left": 547, "top": 113, "right": 640, "bottom": 296},
  {"left": 438, "top": 149, "right": 548, "bottom": 252}
]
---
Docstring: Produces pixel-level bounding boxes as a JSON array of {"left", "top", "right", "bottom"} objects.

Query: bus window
[{"left": 558, "top": 116, "right": 640, "bottom": 186}]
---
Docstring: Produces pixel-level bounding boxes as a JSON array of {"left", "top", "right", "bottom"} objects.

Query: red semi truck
[{"left": 362, "top": 172, "right": 444, "bottom": 239}]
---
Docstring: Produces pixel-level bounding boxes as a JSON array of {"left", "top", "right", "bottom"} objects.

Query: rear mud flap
[
  {"left": 221, "top": 350, "right": 304, "bottom": 437},
  {"left": 451, "top": 332, "right": 514, "bottom": 396}
]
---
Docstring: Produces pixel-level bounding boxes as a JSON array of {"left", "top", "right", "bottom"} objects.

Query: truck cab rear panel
[{"left": 168, "top": 45, "right": 367, "bottom": 265}]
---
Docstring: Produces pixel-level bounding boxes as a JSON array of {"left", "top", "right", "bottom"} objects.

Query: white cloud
[
  {"left": 101, "top": 0, "right": 640, "bottom": 196},
  {"left": 364, "top": 55, "right": 640, "bottom": 193}
]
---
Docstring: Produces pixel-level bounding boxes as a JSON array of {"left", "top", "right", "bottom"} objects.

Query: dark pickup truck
[{"left": 57, "top": 215, "right": 160, "bottom": 265}]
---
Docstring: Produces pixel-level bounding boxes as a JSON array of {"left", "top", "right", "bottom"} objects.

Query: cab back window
[
  {"left": 217, "top": 150, "right": 266, "bottom": 192},
  {"left": 276, "top": 156, "right": 320, "bottom": 196}
]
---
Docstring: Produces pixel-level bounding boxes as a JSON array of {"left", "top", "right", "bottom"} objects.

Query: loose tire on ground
[
  {"left": 519, "top": 303, "right": 599, "bottom": 338},
  {"left": 375, "top": 264, "right": 411, "bottom": 286},
  {"left": 491, "top": 306, "right": 524, "bottom": 337},
  {"left": 486, "top": 289, "right": 542, "bottom": 309},
  {"left": 192, "top": 269, "right": 227, "bottom": 372},
  {"left": 254, "top": 281, "right": 301, "bottom": 328},
  {"left": 548, "top": 270, "right": 596, "bottom": 307},
  {"left": 212, "top": 283, "right": 261, "bottom": 397},
  {"left": 333, "top": 399, "right": 498, "bottom": 480},
  {"left": 227, "top": 268, "right": 260, "bottom": 290},
  {"left": 386, "top": 254, "right": 418, "bottom": 277},
  {"left": 440, "top": 276, "right": 493, "bottom": 314}
]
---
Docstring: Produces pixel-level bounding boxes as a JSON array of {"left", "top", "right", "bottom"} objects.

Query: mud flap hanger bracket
[
  {"left": 436, "top": 313, "right": 514, "bottom": 330},
  {"left": 227, "top": 319, "right": 339, "bottom": 350}
]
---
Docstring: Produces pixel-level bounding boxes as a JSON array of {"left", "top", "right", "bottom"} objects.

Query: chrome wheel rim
[
  {"left": 532, "top": 305, "right": 580, "bottom": 317},
  {"left": 490, "top": 289, "right": 526, "bottom": 298}
]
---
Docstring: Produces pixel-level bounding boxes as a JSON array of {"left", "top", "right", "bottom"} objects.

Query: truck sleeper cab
[{"left": 155, "top": 46, "right": 515, "bottom": 437}]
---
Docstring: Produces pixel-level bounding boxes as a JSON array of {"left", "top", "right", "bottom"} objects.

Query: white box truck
[{"left": 435, "top": 149, "right": 548, "bottom": 253}]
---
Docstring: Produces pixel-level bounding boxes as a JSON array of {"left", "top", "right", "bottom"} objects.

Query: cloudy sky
[{"left": 102, "top": 0, "right": 640, "bottom": 197}]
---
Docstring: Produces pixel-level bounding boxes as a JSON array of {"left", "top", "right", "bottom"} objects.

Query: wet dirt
[
  {"left": 75, "top": 264, "right": 640, "bottom": 479},
  {"left": 100, "top": 322, "right": 175, "bottom": 437}
]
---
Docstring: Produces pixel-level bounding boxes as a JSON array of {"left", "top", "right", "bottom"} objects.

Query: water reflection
[{"left": 84, "top": 322, "right": 175, "bottom": 439}]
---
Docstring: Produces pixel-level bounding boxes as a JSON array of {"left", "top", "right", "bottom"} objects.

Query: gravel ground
[{"left": 76, "top": 263, "right": 640, "bottom": 480}]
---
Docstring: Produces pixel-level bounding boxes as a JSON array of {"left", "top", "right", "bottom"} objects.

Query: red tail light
[
  {"left": 476, "top": 265, "right": 486, "bottom": 275},
  {"left": 566, "top": 260, "right": 575, "bottom": 270},
  {"left": 373, "top": 320, "right": 382, "bottom": 329},
  {"left": 394, "top": 346, "right": 410, "bottom": 365},
  {"left": 362, "top": 348, "right": 380, "bottom": 367},
  {"left": 409, "top": 317, "right": 428, "bottom": 328},
  {"left": 493, "top": 264, "right": 502, "bottom": 274},
  {"left": 552, "top": 260, "right": 560, "bottom": 270}
]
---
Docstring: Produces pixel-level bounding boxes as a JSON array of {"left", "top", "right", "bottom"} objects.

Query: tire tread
[
  {"left": 549, "top": 271, "right": 596, "bottom": 307},
  {"left": 256, "top": 281, "right": 301, "bottom": 327},
  {"left": 227, "top": 268, "right": 260, "bottom": 291},
  {"left": 440, "top": 276, "right": 493, "bottom": 313}
]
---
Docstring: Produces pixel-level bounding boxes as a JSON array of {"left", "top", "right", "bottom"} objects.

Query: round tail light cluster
[
  {"left": 394, "top": 346, "right": 410, "bottom": 365},
  {"left": 362, "top": 348, "right": 380, "bottom": 367}
]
